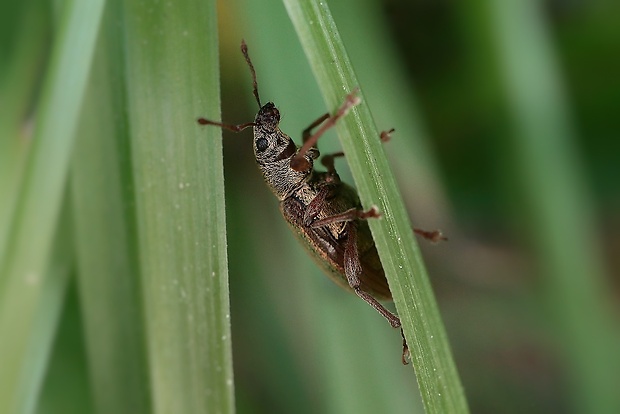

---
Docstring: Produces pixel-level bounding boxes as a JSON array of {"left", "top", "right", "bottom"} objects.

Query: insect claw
[
  {"left": 349, "top": 95, "right": 362, "bottom": 107},
  {"left": 380, "top": 128, "right": 395, "bottom": 142},
  {"left": 360, "top": 206, "right": 381, "bottom": 220},
  {"left": 414, "top": 229, "right": 447, "bottom": 243},
  {"left": 401, "top": 346, "right": 411, "bottom": 365},
  {"left": 340, "top": 89, "right": 362, "bottom": 117},
  {"left": 400, "top": 328, "right": 410, "bottom": 365}
]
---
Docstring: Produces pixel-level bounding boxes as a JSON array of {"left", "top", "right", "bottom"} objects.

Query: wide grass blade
[{"left": 121, "top": 0, "right": 235, "bottom": 412}]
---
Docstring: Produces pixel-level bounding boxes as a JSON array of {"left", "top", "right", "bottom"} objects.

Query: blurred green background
[{"left": 1, "top": 0, "right": 619, "bottom": 413}]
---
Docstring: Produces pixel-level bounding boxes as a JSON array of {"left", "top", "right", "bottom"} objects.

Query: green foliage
[
  {"left": 1, "top": 0, "right": 233, "bottom": 413},
  {"left": 1, "top": 0, "right": 619, "bottom": 413}
]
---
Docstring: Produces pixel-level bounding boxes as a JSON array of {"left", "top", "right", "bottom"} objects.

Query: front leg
[
  {"left": 302, "top": 113, "right": 330, "bottom": 144},
  {"left": 291, "top": 89, "right": 361, "bottom": 172}
]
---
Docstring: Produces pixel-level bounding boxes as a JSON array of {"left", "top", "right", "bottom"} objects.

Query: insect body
[{"left": 198, "top": 40, "right": 437, "bottom": 363}]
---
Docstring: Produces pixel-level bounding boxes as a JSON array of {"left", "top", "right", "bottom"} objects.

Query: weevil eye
[{"left": 256, "top": 137, "right": 269, "bottom": 152}]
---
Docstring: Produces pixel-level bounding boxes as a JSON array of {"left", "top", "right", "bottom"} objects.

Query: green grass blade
[
  {"left": 121, "top": 0, "right": 235, "bottom": 411},
  {"left": 282, "top": 1, "right": 468, "bottom": 412},
  {"left": 12, "top": 199, "right": 73, "bottom": 414},
  {"left": 35, "top": 282, "right": 94, "bottom": 414},
  {"left": 0, "top": 0, "right": 105, "bottom": 411},
  {"left": 69, "top": 2, "right": 151, "bottom": 411},
  {"left": 0, "top": 2, "right": 49, "bottom": 267},
  {"left": 488, "top": 1, "right": 620, "bottom": 412}
]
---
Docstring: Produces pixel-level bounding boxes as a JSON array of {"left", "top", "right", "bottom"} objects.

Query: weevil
[{"left": 198, "top": 40, "right": 444, "bottom": 364}]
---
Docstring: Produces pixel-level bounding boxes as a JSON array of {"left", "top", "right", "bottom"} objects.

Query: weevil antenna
[{"left": 241, "top": 39, "right": 262, "bottom": 108}]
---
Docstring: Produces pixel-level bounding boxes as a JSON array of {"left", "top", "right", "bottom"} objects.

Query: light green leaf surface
[{"left": 121, "top": 0, "right": 235, "bottom": 412}]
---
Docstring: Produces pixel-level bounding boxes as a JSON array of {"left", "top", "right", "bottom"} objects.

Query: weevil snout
[{"left": 256, "top": 102, "right": 280, "bottom": 130}]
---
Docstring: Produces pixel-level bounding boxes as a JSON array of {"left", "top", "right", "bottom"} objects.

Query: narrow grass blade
[
  {"left": 121, "top": 0, "right": 235, "bottom": 411},
  {"left": 0, "top": 2, "right": 50, "bottom": 282},
  {"left": 69, "top": 2, "right": 151, "bottom": 411},
  {"left": 328, "top": 0, "right": 451, "bottom": 225},
  {"left": 9, "top": 199, "right": 73, "bottom": 414},
  {"left": 0, "top": 0, "right": 105, "bottom": 411},
  {"left": 35, "top": 282, "right": 94, "bottom": 414},
  {"left": 282, "top": 0, "right": 468, "bottom": 412}
]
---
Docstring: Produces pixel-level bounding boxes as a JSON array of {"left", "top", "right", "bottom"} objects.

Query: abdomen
[{"left": 279, "top": 193, "right": 392, "bottom": 300}]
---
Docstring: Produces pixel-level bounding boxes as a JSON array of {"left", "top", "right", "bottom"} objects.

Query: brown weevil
[{"left": 198, "top": 40, "right": 444, "bottom": 364}]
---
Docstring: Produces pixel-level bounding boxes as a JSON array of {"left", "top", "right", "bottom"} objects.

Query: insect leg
[
  {"left": 319, "top": 128, "right": 392, "bottom": 173},
  {"left": 307, "top": 201, "right": 445, "bottom": 241},
  {"left": 309, "top": 207, "right": 380, "bottom": 228},
  {"left": 320, "top": 152, "right": 344, "bottom": 173},
  {"left": 345, "top": 223, "right": 411, "bottom": 364},
  {"left": 302, "top": 113, "right": 330, "bottom": 144},
  {"left": 380, "top": 128, "right": 395, "bottom": 142},
  {"left": 302, "top": 183, "right": 377, "bottom": 227},
  {"left": 291, "top": 89, "right": 361, "bottom": 171},
  {"left": 313, "top": 126, "right": 446, "bottom": 244},
  {"left": 303, "top": 186, "right": 331, "bottom": 226},
  {"left": 344, "top": 223, "right": 401, "bottom": 329}
]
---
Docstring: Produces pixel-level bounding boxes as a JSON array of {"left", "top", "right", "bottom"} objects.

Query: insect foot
[
  {"left": 414, "top": 228, "right": 447, "bottom": 243},
  {"left": 401, "top": 329, "right": 411, "bottom": 365},
  {"left": 380, "top": 128, "right": 395, "bottom": 142}
]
